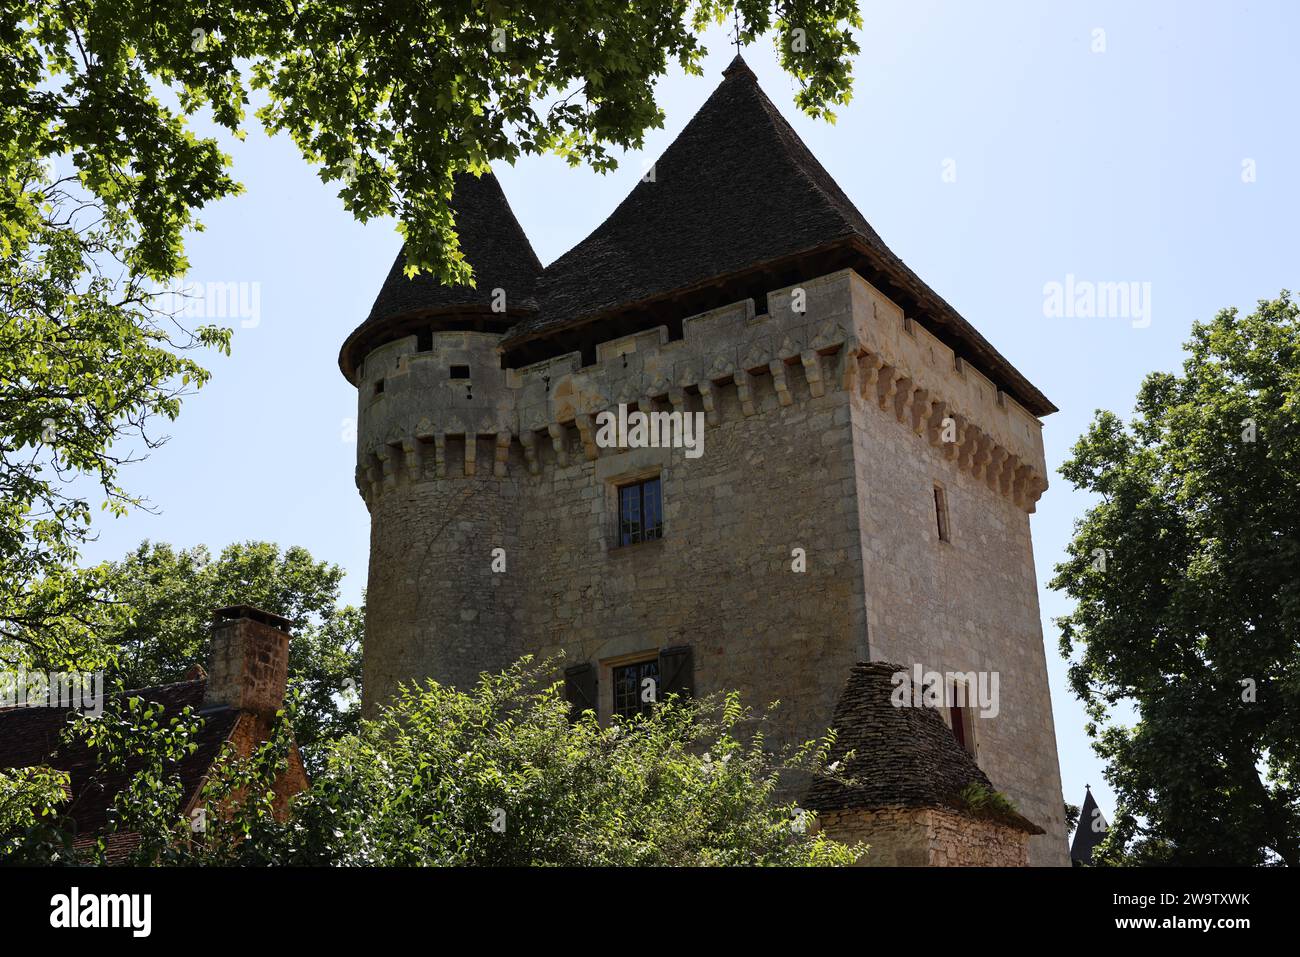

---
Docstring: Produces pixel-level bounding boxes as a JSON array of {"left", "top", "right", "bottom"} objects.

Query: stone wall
[
  {"left": 817, "top": 806, "right": 1031, "bottom": 866},
  {"left": 841, "top": 276, "right": 1069, "bottom": 865},
  {"left": 363, "top": 463, "right": 525, "bottom": 708},
  {"left": 513, "top": 361, "right": 867, "bottom": 755}
]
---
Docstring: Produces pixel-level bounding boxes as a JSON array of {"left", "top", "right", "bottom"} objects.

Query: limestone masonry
[{"left": 341, "top": 55, "right": 1070, "bottom": 866}]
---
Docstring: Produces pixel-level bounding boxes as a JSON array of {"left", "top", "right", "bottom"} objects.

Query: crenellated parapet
[
  {"left": 352, "top": 269, "right": 1048, "bottom": 513},
  {"left": 830, "top": 271, "right": 1050, "bottom": 512}
]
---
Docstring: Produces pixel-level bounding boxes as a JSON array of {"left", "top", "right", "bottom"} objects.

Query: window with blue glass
[
  {"left": 612, "top": 658, "right": 660, "bottom": 720},
  {"left": 618, "top": 476, "right": 663, "bottom": 546}
]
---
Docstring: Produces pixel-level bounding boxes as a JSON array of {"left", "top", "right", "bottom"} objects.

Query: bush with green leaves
[
  {"left": 2, "top": 660, "right": 862, "bottom": 867},
  {"left": 255, "top": 661, "right": 860, "bottom": 866}
]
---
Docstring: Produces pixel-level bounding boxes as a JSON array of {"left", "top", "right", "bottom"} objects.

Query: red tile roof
[{"left": 0, "top": 678, "right": 241, "bottom": 839}]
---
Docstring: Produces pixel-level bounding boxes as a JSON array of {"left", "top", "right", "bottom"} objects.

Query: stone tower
[{"left": 340, "top": 56, "right": 1070, "bottom": 865}]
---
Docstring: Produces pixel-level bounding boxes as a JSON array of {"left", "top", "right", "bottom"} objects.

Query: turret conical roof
[
  {"left": 339, "top": 170, "right": 541, "bottom": 378},
  {"left": 805, "top": 662, "right": 1044, "bottom": 834}
]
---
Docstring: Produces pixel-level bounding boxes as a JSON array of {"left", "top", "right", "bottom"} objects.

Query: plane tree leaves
[{"left": 1052, "top": 292, "right": 1300, "bottom": 866}]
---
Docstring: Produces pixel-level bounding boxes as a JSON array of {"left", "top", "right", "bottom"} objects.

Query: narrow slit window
[
  {"left": 374, "top": 378, "right": 385, "bottom": 395},
  {"left": 618, "top": 476, "right": 663, "bottom": 546},
  {"left": 933, "top": 485, "right": 950, "bottom": 542},
  {"left": 950, "top": 702, "right": 973, "bottom": 754},
  {"left": 949, "top": 680, "right": 974, "bottom": 755}
]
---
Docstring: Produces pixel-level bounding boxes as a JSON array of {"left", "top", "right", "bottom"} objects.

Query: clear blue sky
[{"left": 78, "top": 0, "right": 1300, "bottom": 823}]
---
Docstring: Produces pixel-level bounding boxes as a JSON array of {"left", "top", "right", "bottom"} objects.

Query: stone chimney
[{"left": 203, "top": 605, "right": 293, "bottom": 718}]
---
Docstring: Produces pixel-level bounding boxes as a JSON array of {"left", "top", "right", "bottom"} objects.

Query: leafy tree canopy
[
  {"left": 8, "top": 1, "right": 862, "bottom": 283},
  {"left": 1052, "top": 292, "right": 1300, "bottom": 866},
  {"left": 98, "top": 540, "right": 362, "bottom": 762},
  {"left": 0, "top": 153, "right": 229, "bottom": 670}
]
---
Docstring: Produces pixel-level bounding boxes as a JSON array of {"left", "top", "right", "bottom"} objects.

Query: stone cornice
[{"left": 355, "top": 269, "right": 1048, "bottom": 514}]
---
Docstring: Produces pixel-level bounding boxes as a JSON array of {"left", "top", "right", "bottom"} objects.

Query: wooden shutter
[
  {"left": 564, "top": 663, "right": 596, "bottom": 719},
  {"left": 950, "top": 705, "right": 970, "bottom": 753},
  {"left": 658, "top": 645, "right": 694, "bottom": 700}
]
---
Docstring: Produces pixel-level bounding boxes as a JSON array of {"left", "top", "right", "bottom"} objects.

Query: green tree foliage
[
  {"left": 1064, "top": 801, "right": 1080, "bottom": 835},
  {"left": 0, "top": 765, "right": 76, "bottom": 864},
  {"left": 1, "top": 1, "right": 861, "bottom": 672},
  {"left": 2, "top": 660, "right": 861, "bottom": 866},
  {"left": 97, "top": 540, "right": 362, "bottom": 762},
  {"left": 9, "top": 1, "right": 862, "bottom": 283},
  {"left": 0, "top": 154, "right": 230, "bottom": 672},
  {"left": 1052, "top": 292, "right": 1300, "bottom": 866}
]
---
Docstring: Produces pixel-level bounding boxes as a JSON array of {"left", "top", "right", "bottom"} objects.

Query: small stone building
[
  {"left": 341, "top": 55, "right": 1070, "bottom": 864},
  {"left": 807, "top": 662, "right": 1043, "bottom": 866},
  {"left": 0, "top": 606, "right": 307, "bottom": 860}
]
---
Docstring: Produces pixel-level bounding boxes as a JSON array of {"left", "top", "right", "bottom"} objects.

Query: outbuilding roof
[
  {"left": 0, "top": 678, "right": 239, "bottom": 842},
  {"left": 805, "top": 661, "right": 1044, "bottom": 834}
]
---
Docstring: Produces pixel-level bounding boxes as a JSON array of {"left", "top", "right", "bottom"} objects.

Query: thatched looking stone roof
[
  {"left": 805, "top": 662, "right": 1044, "bottom": 834},
  {"left": 339, "top": 55, "right": 1054, "bottom": 416}
]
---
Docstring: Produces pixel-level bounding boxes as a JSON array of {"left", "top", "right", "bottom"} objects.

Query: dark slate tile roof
[
  {"left": 339, "top": 55, "right": 1054, "bottom": 416},
  {"left": 805, "top": 662, "right": 1043, "bottom": 834},
  {"left": 338, "top": 170, "right": 544, "bottom": 376},
  {"left": 1070, "top": 785, "right": 1107, "bottom": 863},
  {"left": 0, "top": 678, "right": 241, "bottom": 839},
  {"left": 73, "top": 830, "right": 144, "bottom": 865},
  {"left": 367, "top": 170, "right": 543, "bottom": 322},
  {"left": 509, "top": 55, "right": 865, "bottom": 344}
]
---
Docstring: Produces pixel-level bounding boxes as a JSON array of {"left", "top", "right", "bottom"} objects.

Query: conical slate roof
[
  {"left": 1070, "top": 785, "right": 1109, "bottom": 863},
  {"left": 804, "top": 662, "right": 1043, "bottom": 834},
  {"left": 339, "top": 170, "right": 542, "bottom": 376}
]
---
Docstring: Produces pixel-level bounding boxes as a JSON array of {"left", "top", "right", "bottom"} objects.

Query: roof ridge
[{"left": 0, "top": 675, "right": 206, "bottom": 715}]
